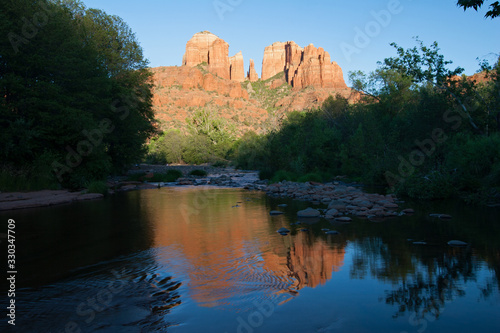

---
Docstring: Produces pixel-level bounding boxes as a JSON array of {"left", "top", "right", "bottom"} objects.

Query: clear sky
[{"left": 82, "top": 0, "right": 500, "bottom": 84}]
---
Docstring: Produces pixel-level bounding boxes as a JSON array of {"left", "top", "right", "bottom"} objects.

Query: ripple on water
[
  {"left": 11, "top": 244, "right": 299, "bottom": 332},
  {"left": 12, "top": 248, "right": 183, "bottom": 333},
  {"left": 159, "top": 246, "right": 299, "bottom": 312}
]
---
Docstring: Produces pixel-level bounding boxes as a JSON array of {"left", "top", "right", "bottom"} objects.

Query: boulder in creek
[
  {"left": 447, "top": 240, "right": 468, "bottom": 247},
  {"left": 277, "top": 227, "right": 290, "bottom": 235},
  {"left": 335, "top": 217, "right": 352, "bottom": 222},
  {"left": 297, "top": 207, "right": 321, "bottom": 218}
]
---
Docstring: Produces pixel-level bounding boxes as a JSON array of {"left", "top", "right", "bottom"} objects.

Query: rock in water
[
  {"left": 297, "top": 207, "right": 321, "bottom": 218},
  {"left": 328, "top": 200, "right": 347, "bottom": 211},
  {"left": 447, "top": 240, "right": 468, "bottom": 247},
  {"left": 277, "top": 227, "right": 290, "bottom": 235},
  {"left": 430, "top": 213, "right": 452, "bottom": 219},
  {"left": 324, "top": 208, "right": 339, "bottom": 218},
  {"left": 325, "top": 230, "right": 340, "bottom": 235},
  {"left": 270, "top": 210, "right": 284, "bottom": 215}
]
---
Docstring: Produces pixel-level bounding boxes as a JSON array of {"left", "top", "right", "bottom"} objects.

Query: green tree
[
  {"left": 0, "top": 0, "right": 156, "bottom": 189},
  {"left": 372, "top": 39, "right": 484, "bottom": 134},
  {"left": 148, "top": 129, "right": 186, "bottom": 164},
  {"left": 73, "top": 2, "right": 156, "bottom": 171},
  {"left": 1, "top": 0, "right": 113, "bottom": 187},
  {"left": 186, "top": 109, "right": 235, "bottom": 162},
  {"left": 457, "top": 0, "right": 500, "bottom": 18}
]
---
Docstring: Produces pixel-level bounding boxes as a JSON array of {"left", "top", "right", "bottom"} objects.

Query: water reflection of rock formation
[
  {"left": 149, "top": 189, "right": 346, "bottom": 307},
  {"left": 287, "top": 232, "right": 345, "bottom": 289}
]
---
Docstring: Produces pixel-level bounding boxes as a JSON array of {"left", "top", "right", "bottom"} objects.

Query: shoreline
[
  {"left": 1, "top": 165, "right": 406, "bottom": 217},
  {"left": 0, "top": 167, "right": 263, "bottom": 212}
]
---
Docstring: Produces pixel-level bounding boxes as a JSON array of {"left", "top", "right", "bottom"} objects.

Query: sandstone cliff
[
  {"left": 182, "top": 31, "right": 219, "bottom": 66},
  {"left": 183, "top": 31, "right": 245, "bottom": 82},
  {"left": 261, "top": 41, "right": 287, "bottom": 81},
  {"left": 229, "top": 51, "right": 245, "bottom": 82},
  {"left": 207, "top": 38, "right": 230, "bottom": 80},
  {"left": 262, "top": 41, "right": 347, "bottom": 90},
  {"left": 247, "top": 59, "right": 259, "bottom": 82},
  {"left": 182, "top": 31, "right": 347, "bottom": 90}
]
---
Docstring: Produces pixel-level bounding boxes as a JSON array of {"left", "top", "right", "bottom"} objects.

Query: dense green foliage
[
  {"left": 189, "top": 169, "right": 208, "bottom": 177},
  {"left": 85, "top": 180, "right": 109, "bottom": 195},
  {"left": 234, "top": 41, "right": 500, "bottom": 203},
  {"left": 0, "top": 0, "right": 155, "bottom": 190},
  {"left": 150, "top": 170, "right": 183, "bottom": 182},
  {"left": 127, "top": 170, "right": 182, "bottom": 183},
  {"left": 147, "top": 109, "right": 234, "bottom": 165}
]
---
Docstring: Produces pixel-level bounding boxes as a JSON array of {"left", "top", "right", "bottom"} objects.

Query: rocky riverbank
[
  {"left": 249, "top": 180, "right": 415, "bottom": 221},
  {"left": 0, "top": 190, "right": 105, "bottom": 211},
  {"left": 0, "top": 167, "right": 263, "bottom": 211},
  {"left": 0, "top": 166, "right": 408, "bottom": 216}
]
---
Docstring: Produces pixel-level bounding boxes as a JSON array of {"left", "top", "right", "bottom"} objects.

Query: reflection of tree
[
  {"left": 349, "top": 238, "right": 415, "bottom": 282},
  {"left": 348, "top": 235, "right": 498, "bottom": 322},
  {"left": 384, "top": 247, "right": 479, "bottom": 320}
]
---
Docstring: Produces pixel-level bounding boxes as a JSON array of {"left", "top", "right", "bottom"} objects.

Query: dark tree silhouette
[{"left": 457, "top": 0, "right": 500, "bottom": 18}]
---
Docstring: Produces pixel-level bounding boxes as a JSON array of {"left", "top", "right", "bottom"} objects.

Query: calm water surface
[{"left": 1, "top": 187, "right": 499, "bottom": 333}]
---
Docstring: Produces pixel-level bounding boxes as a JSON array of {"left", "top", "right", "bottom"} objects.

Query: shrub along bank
[{"left": 232, "top": 41, "right": 500, "bottom": 204}]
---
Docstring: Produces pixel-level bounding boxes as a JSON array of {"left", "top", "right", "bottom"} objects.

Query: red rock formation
[
  {"left": 229, "top": 51, "right": 245, "bottom": 82},
  {"left": 261, "top": 42, "right": 286, "bottom": 80},
  {"left": 284, "top": 41, "right": 303, "bottom": 84},
  {"left": 208, "top": 38, "right": 230, "bottom": 80},
  {"left": 247, "top": 59, "right": 259, "bottom": 82},
  {"left": 152, "top": 66, "right": 248, "bottom": 101},
  {"left": 183, "top": 33, "right": 347, "bottom": 88},
  {"left": 262, "top": 41, "right": 347, "bottom": 89},
  {"left": 150, "top": 65, "right": 270, "bottom": 134},
  {"left": 152, "top": 33, "right": 355, "bottom": 136},
  {"left": 291, "top": 44, "right": 347, "bottom": 90},
  {"left": 182, "top": 31, "right": 230, "bottom": 80},
  {"left": 182, "top": 31, "right": 219, "bottom": 66}
]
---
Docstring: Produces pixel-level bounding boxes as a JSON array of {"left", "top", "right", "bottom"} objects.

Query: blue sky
[{"left": 82, "top": 0, "right": 499, "bottom": 84}]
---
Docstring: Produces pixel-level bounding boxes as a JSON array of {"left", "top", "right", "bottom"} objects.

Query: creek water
[{"left": 1, "top": 187, "right": 499, "bottom": 333}]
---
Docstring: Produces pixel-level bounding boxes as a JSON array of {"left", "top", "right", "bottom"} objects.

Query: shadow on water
[
  {"left": 12, "top": 251, "right": 182, "bottom": 332},
  {"left": 0, "top": 192, "right": 156, "bottom": 288},
  {"left": 0, "top": 188, "right": 499, "bottom": 332}
]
